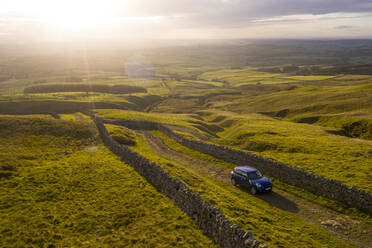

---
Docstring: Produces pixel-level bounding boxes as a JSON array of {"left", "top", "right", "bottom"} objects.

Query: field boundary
[
  {"left": 103, "top": 118, "right": 372, "bottom": 212},
  {"left": 92, "top": 116, "right": 267, "bottom": 248},
  {"left": 23, "top": 83, "right": 146, "bottom": 94}
]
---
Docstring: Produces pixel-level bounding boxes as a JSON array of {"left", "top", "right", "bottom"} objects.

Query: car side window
[
  {"left": 234, "top": 169, "right": 242, "bottom": 177},
  {"left": 234, "top": 169, "right": 247, "bottom": 178}
]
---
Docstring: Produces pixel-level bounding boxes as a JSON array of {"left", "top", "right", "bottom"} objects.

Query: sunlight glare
[{"left": 26, "top": 0, "right": 124, "bottom": 29}]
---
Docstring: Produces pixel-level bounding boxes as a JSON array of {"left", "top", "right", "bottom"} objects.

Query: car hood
[{"left": 251, "top": 177, "right": 271, "bottom": 185}]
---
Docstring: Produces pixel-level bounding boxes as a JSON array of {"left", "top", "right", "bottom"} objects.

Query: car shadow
[{"left": 237, "top": 186, "right": 299, "bottom": 213}]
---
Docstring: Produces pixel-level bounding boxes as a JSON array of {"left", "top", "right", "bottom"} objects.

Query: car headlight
[{"left": 255, "top": 183, "right": 262, "bottom": 188}]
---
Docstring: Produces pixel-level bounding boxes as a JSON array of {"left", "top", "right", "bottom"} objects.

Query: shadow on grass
[{"left": 237, "top": 186, "right": 299, "bottom": 213}]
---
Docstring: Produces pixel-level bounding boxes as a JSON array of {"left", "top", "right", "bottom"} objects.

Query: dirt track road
[
  {"left": 142, "top": 131, "right": 372, "bottom": 248},
  {"left": 163, "top": 124, "right": 210, "bottom": 140}
]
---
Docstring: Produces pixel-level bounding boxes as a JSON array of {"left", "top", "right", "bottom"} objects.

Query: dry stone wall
[
  {"left": 94, "top": 117, "right": 267, "bottom": 248},
  {"left": 101, "top": 118, "right": 372, "bottom": 212},
  {"left": 159, "top": 125, "right": 372, "bottom": 212},
  {"left": 103, "top": 119, "right": 158, "bottom": 130},
  {"left": 0, "top": 112, "right": 60, "bottom": 119}
]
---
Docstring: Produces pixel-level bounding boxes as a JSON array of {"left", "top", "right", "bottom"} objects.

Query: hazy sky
[{"left": 1, "top": 0, "right": 372, "bottom": 42}]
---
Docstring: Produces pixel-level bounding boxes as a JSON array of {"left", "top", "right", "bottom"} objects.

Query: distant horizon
[{"left": 2, "top": 37, "right": 372, "bottom": 45}]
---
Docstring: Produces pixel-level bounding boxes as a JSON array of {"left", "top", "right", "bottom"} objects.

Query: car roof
[{"left": 234, "top": 166, "right": 258, "bottom": 173}]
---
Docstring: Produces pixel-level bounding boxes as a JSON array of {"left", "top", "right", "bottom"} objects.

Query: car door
[
  {"left": 234, "top": 170, "right": 244, "bottom": 185},
  {"left": 241, "top": 172, "right": 251, "bottom": 188}
]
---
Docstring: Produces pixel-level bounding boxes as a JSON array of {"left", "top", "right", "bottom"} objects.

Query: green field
[
  {"left": 199, "top": 67, "right": 336, "bottom": 86},
  {"left": 0, "top": 116, "right": 215, "bottom": 247},
  {"left": 205, "top": 111, "right": 372, "bottom": 193},
  {"left": 1, "top": 40, "right": 372, "bottom": 247}
]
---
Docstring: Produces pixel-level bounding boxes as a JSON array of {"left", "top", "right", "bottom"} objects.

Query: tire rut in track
[{"left": 141, "top": 130, "right": 226, "bottom": 182}]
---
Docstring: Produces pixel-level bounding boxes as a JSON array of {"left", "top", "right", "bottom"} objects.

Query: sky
[{"left": 1, "top": 0, "right": 372, "bottom": 42}]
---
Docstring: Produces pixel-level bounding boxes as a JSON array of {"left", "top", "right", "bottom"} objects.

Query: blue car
[{"left": 231, "top": 166, "right": 272, "bottom": 194}]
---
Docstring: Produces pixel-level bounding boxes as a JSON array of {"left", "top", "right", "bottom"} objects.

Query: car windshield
[{"left": 247, "top": 171, "right": 263, "bottom": 180}]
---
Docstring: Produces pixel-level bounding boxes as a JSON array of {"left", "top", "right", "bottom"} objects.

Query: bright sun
[{"left": 23, "top": 0, "right": 124, "bottom": 29}]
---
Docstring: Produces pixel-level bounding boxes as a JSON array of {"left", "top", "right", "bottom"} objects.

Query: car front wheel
[
  {"left": 231, "top": 178, "right": 236, "bottom": 186},
  {"left": 250, "top": 186, "right": 257, "bottom": 195}
]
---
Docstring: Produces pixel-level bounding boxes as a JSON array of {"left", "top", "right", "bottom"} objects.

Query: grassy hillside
[
  {"left": 0, "top": 116, "right": 216, "bottom": 247},
  {"left": 199, "top": 67, "right": 335, "bottom": 86},
  {"left": 198, "top": 71, "right": 372, "bottom": 139},
  {"left": 148, "top": 66, "right": 372, "bottom": 140},
  {"left": 93, "top": 109, "right": 217, "bottom": 137},
  {"left": 1, "top": 40, "right": 372, "bottom": 247},
  {"left": 91, "top": 109, "right": 372, "bottom": 193},
  {"left": 201, "top": 111, "right": 372, "bottom": 193},
  {"left": 129, "top": 131, "right": 356, "bottom": 248},
  {"left": 150, "top": 130, "right": 371, "bottom": 222},
  {"left": 105, "top": 124, "right": 137, "bottom": 145},
  {"left": 0, "top": 93, "right": 163, "bottom": 113}
]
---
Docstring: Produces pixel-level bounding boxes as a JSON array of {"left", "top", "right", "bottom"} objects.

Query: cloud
[
  {"left": 0, "top": 0, "right": 372, "bottom": 40},
  {"left": 124, "top": 0, "right": 372, "bottom": 28},
  {"left": 335, "top": 25, "right": 353, "bottom": 29}
]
